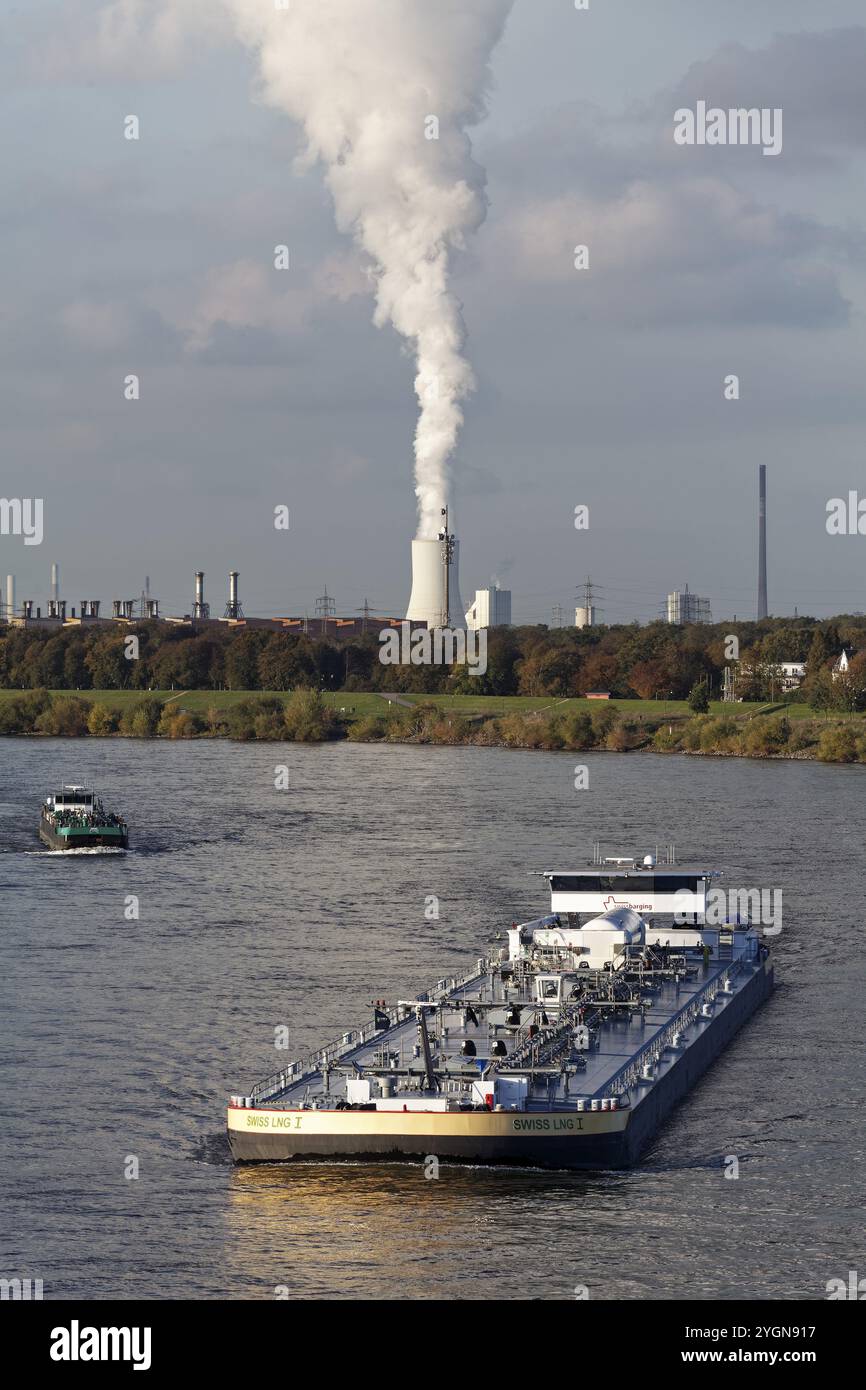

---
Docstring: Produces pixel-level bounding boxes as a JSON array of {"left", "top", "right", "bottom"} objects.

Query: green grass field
[
  {"left": 0, "top": 688, "right": 390, "bottom": 716},
  {"left": 0, "top": 689, "right": 832, "bottom": 721},
  {"left": 399, "top": 694, "right": 816, "bottom": 719}
]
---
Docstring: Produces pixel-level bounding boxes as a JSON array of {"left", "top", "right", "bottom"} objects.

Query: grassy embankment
[
  {"left": 0, "top": 688, "right": 817, "bottom": 717},
  {"left": 0, "top": 688, "right": 864, "bottom": 762}
]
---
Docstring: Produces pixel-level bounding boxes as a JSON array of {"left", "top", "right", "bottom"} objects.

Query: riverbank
[{"left": 1, "top": 687, "right": 864, "bottom": 764}]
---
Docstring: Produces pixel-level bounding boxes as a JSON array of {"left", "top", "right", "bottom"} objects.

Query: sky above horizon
[{"left": 2, "top": 0, "right": 866, "bottom": 624}]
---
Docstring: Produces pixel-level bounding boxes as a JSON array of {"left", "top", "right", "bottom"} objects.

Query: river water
[{"left": 0, "top": 738, "right": 863, "bottom": 1300}]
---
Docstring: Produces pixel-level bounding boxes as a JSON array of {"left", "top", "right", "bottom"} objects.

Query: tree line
[{"left": 1, "top": 615, "right": 864, "bottom": 708}]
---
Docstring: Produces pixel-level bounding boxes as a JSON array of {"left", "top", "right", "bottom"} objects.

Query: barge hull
[
  {"left": 228, "top": 1108, "right": 631, "bottom": 1168},
  {"left": 38, "top": 827, "right": 128, "bottom": 850},
  {"left": 228, "top": 960, "right": 772, "bottom": 1170},
  {"left": 624, "top": 957, "right": 773, "bottom": 1163}
]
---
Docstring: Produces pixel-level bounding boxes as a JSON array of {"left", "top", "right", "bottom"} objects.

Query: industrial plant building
[
  {"left": 465, "top": 585, "right": 511, "bottom": 630},
  {"left": 666, "top": 585, "right": 712, "bottom": 625},
  {"left": 1, "top": 568, "right": 423, "bottom": 640}
]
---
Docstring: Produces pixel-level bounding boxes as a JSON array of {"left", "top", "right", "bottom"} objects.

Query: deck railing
[
  {"left": 248, "top": 959, "right": 489, "bottom": 1104},
  {"left": 601, "top": 952, "right": 753, "bottom": 1099}
]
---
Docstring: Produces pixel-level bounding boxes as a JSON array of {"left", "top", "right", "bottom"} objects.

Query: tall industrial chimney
[
  {"left": 224, "top": 570, "right": 243, "bottom": 620},
  {"left": 405, "top": 512, "right": 465, "bottom": 629},
  {"left": 757, "top": 465, "right": 768, "bottom": 619},
  {"left": 193, "top": 571, "right": 209, "bottom": 619},
  {"left": 50, "top": 562, "right": 59, "bottom": 605},
  {"left": 5, "top": 574, "right": 14, "bottom": 622}
]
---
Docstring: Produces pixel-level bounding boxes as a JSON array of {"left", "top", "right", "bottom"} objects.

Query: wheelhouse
[{"left": 45, "top": 786, "right": 95, "bottom": 812}]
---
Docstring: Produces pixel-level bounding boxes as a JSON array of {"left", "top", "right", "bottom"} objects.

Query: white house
[
  {"left": 832, "top": 649, "right": 851, "bottom": 680},
  {"left": 779, "top": 661, "right": 806, "bottom": 692},
  {"left": 733, "top": 659, "right": 805, "bottom": 695}
]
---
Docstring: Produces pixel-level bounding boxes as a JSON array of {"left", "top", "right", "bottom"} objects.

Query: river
[{"left": 1, "top": 738, "right": 862, "bottom": 1299}]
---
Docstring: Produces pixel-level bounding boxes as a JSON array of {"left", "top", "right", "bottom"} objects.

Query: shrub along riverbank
[{"left": 1, "top": 688, "right": 865, "bottom": 764}]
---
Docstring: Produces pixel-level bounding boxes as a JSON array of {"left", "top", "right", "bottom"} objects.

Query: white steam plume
[{"left": 224, "top": 0, "right": 513, "bottom": 538}]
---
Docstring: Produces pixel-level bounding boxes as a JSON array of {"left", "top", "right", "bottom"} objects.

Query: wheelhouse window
[{"left": 550, "top": 875, "right": 706, "bottom": 895}]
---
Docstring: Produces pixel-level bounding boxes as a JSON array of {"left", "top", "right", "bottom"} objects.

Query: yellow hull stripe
[{"left": 227, "top": 1106, "right": 629, "bottom": 1138}]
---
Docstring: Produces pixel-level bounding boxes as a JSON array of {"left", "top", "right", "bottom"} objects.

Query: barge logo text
[
  {"left": 603, "top": 895, "right": 652, "bottom": 913},
  {"left": 245, "top": 1112, "right": 301, "bottom": 1129},
  {"left": 0, "top": 497, "right": 43, "bottom": 546},
  {"left": 513, "top": 1117, "right": 581, "bottom": 1132}
]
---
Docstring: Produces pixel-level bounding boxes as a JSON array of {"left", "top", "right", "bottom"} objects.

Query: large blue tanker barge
[{"left": 228, "top": 852, "right": 773, "bottom": 1168}]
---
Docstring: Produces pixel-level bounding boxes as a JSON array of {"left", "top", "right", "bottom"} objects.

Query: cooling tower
[{"left": 406, "top": 538, "right": 465, "bottom": 629}]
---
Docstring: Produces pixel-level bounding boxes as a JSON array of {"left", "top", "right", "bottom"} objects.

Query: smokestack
[
  {"left": 406, "top": 538, "right": 465, "bottom": 629},
  {"left": 224, "top": 570, "right": 243, "bottom": 620},
  {"left": 193, "top": 571, "right": 209, "bottom": 620},
  {"left": 5, "top": 574, "right": 14, "bottom": 621},
  {"left": 758, "top": 465, "right": 768, "bottom": 619},
  {"left": 51, "top": 562, "right": 59, "bottom": 604}
]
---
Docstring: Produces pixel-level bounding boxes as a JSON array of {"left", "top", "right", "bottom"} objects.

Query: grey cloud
[
  {"left": 453, "top": 461, "right": 505, "bottom": 498},
  {"left": 475, "top": 88, "right": 858, "bottom": 328},
  {"left": 12, "top": 0, "right": 231, "bottom": 85},
  {"left": 59, "top": 300, "right": 183, "bottom": 361},
  {"left": 193, "top": 320, "right": 321, "bottom": 367},
  {"left": 664, "top": 28, "right": 866, "bottom": 164}
]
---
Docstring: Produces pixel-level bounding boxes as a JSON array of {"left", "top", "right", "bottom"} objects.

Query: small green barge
[{"left": 39, "top": 786, "right": 128, "bottom": 850}]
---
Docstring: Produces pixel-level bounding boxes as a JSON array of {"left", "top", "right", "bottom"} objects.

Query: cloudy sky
[{"left": 2, "top": 0, "right": 866, "bottom": 623}]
